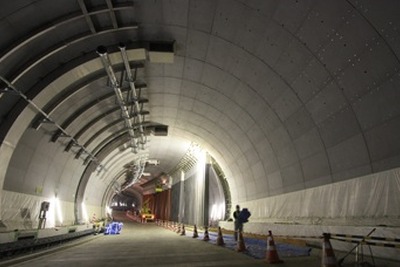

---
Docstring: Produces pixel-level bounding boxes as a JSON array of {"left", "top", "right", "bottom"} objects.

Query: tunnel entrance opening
[{"left": 110, "top": 193, "right": 138, "bottom": 213}]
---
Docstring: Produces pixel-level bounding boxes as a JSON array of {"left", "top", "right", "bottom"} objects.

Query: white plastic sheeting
[
  {"left": 1, "top": 190, "right": 75, "bottom": 230},
  {"left": 238, "top": 168, "right": 400, "bottom": 226}
]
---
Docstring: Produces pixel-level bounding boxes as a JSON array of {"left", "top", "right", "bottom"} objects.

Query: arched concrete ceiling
[{"left": 1, "top": 0, "right": 400, "bottom": 208}]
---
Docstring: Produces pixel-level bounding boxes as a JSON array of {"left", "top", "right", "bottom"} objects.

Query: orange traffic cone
[
  {"left": 203, "top": 226, "right": 210, "bottom": 241},
  {"left": 236, "top": 231, "right": 246, "bottom": 252},
  {"left": 176, "top": 223, "right": 181, "bottom": 234},
  {"left": 321, "top": 233, "right": 338, "bottom": 267},
  {"left": 91, "top": 213, "right": 96, "bottom": 223},
  {"left": 193, "top": 224, "right": 199, "bottom": 238},
  {"left": 265, "top": 230, "right": 283, "bottom": 264},
  {"left": 180, "top": 225, "right": 186, "bottom": 236},
  {"left": 216, "top": 226, "right": 225, "bottom": 246}
]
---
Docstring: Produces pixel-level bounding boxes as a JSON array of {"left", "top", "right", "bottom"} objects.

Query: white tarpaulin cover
[
  {"left": 238, "top": 168, "right": 400, "bottom": 226},
  {"left": 221, "top": 167, "right": 400, "bottom": 261},
  {"left": 0, "top": 190, "right": 81, "bottom": 230},
  {"left": 2, "top": 167, "right": 400, "bottom": 231},
  {"left": 1, "top": 190, "right": 54, "bottom": 230}
]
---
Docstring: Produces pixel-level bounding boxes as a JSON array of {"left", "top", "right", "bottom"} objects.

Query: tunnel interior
[{"left": 0, "top": 2, "right": 400, "bottom": 255}]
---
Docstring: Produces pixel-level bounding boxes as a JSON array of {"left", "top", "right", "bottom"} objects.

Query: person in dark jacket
[{"left": 233, "top": 205, "right": 242, "bottom": 241}]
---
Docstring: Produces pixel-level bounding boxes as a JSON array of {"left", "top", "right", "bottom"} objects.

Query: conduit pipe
[
  {"left": 121, "top": 159, "right": 146, "bottom": 191},
  {"left": 96, "top": 46, "right": 139, "bottom": 153},
  {"left": 118, "top": 43, "right": 146, "bottom": 149},
  {"left": 0, "top": 75, "right": 104, "bottom": 169}
]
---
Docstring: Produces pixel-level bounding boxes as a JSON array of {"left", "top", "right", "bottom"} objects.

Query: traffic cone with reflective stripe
[
  {"left": 91, "top": 213, "right": 96, "bottom": 223},
  {"left": 192, "top": 224, "right": 199, "bottom": 238},
  {"left": 180, "top": 225, "right": 186, "bottom": 236},
  {"left": 176, "top": 223, "right": 181, "bottom": 234},
  {"left": 321, "top": 233, "right": 338, "bottom": 267},
  {"left": 265, "top": 230, "right": 283, "bottom": 264},
  {"left": 216, "top": 226, "right": 225, "bottom": 246},
  {"left": 236, "top": 231, "right": 246, "bottom": 252},
  {"left": 203, "top": 226, "right": 210, "bottom": 241}
]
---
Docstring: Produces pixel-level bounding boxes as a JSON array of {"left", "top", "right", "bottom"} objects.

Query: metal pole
[
  {"left": 0, "top": 75, "right": 104, "bottom": 168},
  {"left": 118, "top": 43, "right": 146, "bottom": 147},
  {"left": 96, "top": 45, "right": 139, "bottom": 153},
  {"left": 338, "top": 228, "right": 376, "bottom": 266}
]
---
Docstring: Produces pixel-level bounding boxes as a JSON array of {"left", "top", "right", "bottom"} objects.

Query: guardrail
[
  {"left": 155, "top": 220, "right": 400, "bottom": 250},
  {"left": 0, "top": 228, "right": 94, "bottom": 260}
]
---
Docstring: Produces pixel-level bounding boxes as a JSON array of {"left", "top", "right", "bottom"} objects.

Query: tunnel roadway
[{"left": 0, "top": 213, "right": 341, "bottom": 267}]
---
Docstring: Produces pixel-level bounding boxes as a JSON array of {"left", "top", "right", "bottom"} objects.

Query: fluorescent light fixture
[
  {"left": 81, "top": 202, "right": 89, "bottom": 223},
  {"left": 106, "top": 206, "right": 112, "bottom": 215},
  {"left": 45, "top": 197, "right": 56, "bottom": 228},
  {"left": 55, "top": 197, "right": 63, "bottom": 225},
  {"left": 210, "top": 202, "right": 225, "bottom": 221}
]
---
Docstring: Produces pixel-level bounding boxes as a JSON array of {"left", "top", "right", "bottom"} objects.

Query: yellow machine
[{"left": 140, "top": 199, "right": 155, "bottom": 222}]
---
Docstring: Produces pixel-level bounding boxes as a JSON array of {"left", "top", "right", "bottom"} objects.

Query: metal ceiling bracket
[{"left": 0, "top": 75, "right": 105, "bottom": 170}]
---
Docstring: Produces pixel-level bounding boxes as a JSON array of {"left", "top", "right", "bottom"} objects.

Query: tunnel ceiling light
[
  {"left": 147, "top": 159, "right": 160, "bottom": 165},
  {"left": 169, "top": 142, "right": 202, "bottom": 176},
  {"left": 0, "top": 75, "right": 105, "bottom": 170}
]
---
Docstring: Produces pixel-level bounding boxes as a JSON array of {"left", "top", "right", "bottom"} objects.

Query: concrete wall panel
[
  {"left": 293, "top": 127, "right": 325, "bottom": 160},
  {"left": 365, "top": 117, "right": 400, "bottom": 164},
  {"left": 318, "top": 107, "right": 360, "bottom": 148},
  {"left": 280, "top": 163, "right": 304, "bottom": 193},
  {"left": 353, "top": 76, "right": 400, "bottom": 131},
  {"left": 327, "top": 134, "right": 371, "bottom": 181},
  {"left": 284, "top": 107, "right": 314, "bottom": 140}
]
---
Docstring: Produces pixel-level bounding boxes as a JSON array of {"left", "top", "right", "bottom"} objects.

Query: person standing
[{"left": 233, "top": 205, "right": 242, "bottom": 241}]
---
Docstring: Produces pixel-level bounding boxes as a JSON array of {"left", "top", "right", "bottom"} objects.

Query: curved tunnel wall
[{"left": 1, "top": 0, "right": 400, "bottom": 229}]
